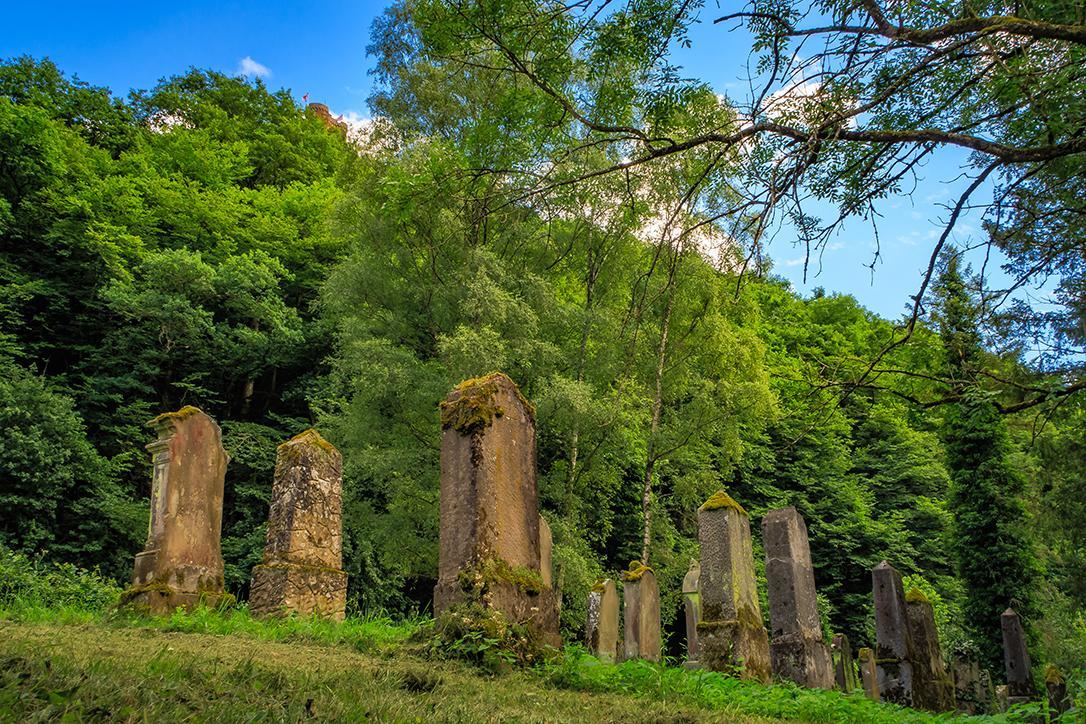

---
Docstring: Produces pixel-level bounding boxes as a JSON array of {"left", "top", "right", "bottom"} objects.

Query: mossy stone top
[{"left": 698, "top": 489, "right": 747, "bottom": 515}]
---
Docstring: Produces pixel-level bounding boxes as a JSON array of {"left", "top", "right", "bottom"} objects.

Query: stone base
[
  {"left": 119, "top": 585, "right": 231, "bottom": 615},
  {"left": 435, "top": 577, "right": 561, "bottom": 648},
  {"left": 249, "top": 562, "right": 347, "bottom": 621},
  {"left": 877, "top": 658, "right": 915, "bottom": 707},
  {"left": 698, "top": 618, "right": 772, "bottom": 683},
  {"left": 770, "top": 633, "right": 835, "bottom": 689}
]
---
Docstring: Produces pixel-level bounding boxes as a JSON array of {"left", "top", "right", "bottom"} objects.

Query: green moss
[
  {"left": 905, "top": 588, "right": 930, "bottom": 605},
  {"left": 698, "top": 490, "right": 747, "bottom": 515},
  {"left": 277, "top": 428, "right": 339, "bottom": 460},
  {"left": 458, "top": 557, "right": 544, "bottom": 596},
  {"left": 439, "top": 372, "right": 535, "bottom": 432},
  {"left": 622, "top": 560, "right": 651, "bottom": 582},
  {"left": 590, "top": 579, "right": 608, "bottom": 594},
  {"left": 147, "top": 405, "right": 205, "bottom": 427},
  {"left": 1045, "top": 664, "right": 1065, "bottom": 685}
]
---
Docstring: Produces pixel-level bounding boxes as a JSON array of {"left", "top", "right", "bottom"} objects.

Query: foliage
[
  {"left": 425, "top": 603, "right": 556, "bottom": 673},
  {"left": 0, "top": 545, "right": 122, "bottom": 616}
]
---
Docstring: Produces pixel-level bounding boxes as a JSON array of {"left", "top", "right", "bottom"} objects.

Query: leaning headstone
[
  {"left": 121, "top": 407, "right": 230, "bottom": 614},
  {"left": 858, "top": 647, "right": 880, "bottom": 700},
  {"left": 905, "top": 588, "right": 955, "bottom": 711},
  {"left": 872, "top": 561, "right": 914, "bottom": 707},
  {"left": 623, "top": 563, "right": 661, "bottom": 662},
  {"left": 833, "top": 633, "right": 859, "bottom": 692},
  {"left": 433, "top": 373, "right": 559, "bottom": 644},
  {"left": 682, "top": 560, "right": 701, "bottom": 663},
  {"left": 539, "top": 515, "right": 554, "bottom": 589},
  {"left": 952, "top": 654, "right": 986, "bottom": 714},
  {"left": 249, "top": 429, "right": 347, "bottom": 620},
  {"left": 1001, "top": 608, "right": 1034, "bottom": 706},
  {"left": 763, "top": 507, "right": 834, "bottom": 688},
  {"left": 697, "top": 491, "right": 771, "bottom": 682},
  {"left": 1045, "top": 665, "right": 1070, "bottom": 718},
  {"left": 586, "top": 578, "right": 619, "bottom": 663}
]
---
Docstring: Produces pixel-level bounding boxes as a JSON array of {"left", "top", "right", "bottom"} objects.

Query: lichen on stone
[
  {"left": 699, "top": 489, "right": 747, "bottom": 515},
  {"left": 905, "top": 587, "right": 931, "bottom": 604},
  {"left": 458, "top": 557, "right": 544, "bottom": 596},
  {"left": 1045, "top": 664, "right": 1065, "bottom": 685},
  {"left": 277, "top": 428, "right": 339, "bottom": 459},
  {"left": 623, "top": 560, "right": 652, "bottom": 582},
  {"left": 590, "top": 579, "right": 608, "bottom": 593},
  {"left": 439, "top": 372, "right": 534, "bottom": 432},
  {"left": 147, "top": 405, "right": 205, "bottom": 427}
]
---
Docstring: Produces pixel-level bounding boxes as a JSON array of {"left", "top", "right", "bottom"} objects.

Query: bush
[
  {"left": 0, "top": 545, "right": 122, "bottom": 616},
  {"left": 425, "top": 603, "right": 556, "bottom": 673}
]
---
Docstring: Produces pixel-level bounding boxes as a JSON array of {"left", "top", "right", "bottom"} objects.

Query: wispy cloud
[{"left": 237, "top": 56, "right": 271, "bottom": 78}]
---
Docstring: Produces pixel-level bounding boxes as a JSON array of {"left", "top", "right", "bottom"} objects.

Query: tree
[{"left": 933, "top": 256, "right": 1038, "bottom": 669}]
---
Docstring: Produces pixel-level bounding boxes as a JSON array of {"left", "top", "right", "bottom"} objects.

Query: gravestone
[
  {"left": 1045, "top": 665, "right": 1070, "bottom": 718},
  {"left": 623, "top": 563, "right": 661, "bottom": 662},
  {"left": 833, "top": 633, "right": 859, "bottom": 692},
  {"left": 539, "top": 515, "right": 554, "bottom": 589},
  {"left": 1001, "top": 608, "right": 1034, "bottom": 705},
  {"left": 858, "top": 647, "right": 880, "bottom": 700},
  {"left": 696, "top": 491, "right": 771, "bottom": 682},
  {"left": 952, "top": 655, "right": 987, "bottom": 714},
  {"left": 763, "top": 507, "right": 834, "bottom": 689},
  {"left": 121, "top": 407, "right": 229, "bottom": 614},
  {"left": 433, "top": 373, "right": 559, "bottom": 644},
  {"left": 905, "top": 588, "right": 955, "bottom": 711},
  {"left": 682, "top": 560, "right": 701, "bottom": 663},
  {"left": 587, "top": 578, "right": 619, "bottom": 663},
  {"left": 872, "top": 561, "right": 914, "bottom": 707},
  {"left": 249, "top": 429, "right": 347, "bottom": 620}
]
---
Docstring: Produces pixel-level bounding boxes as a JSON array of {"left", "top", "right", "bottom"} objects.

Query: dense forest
[{"left": 1, "top": 0, "right": 1084, "bottom": 696}]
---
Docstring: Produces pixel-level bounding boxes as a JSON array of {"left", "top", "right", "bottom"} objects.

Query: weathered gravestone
[
  {"left": 833, "top": 633, "right": 859, "bottom": 692},
  {"left": 873, "top": 561, "right": 914, "bottom": 707},
  {"left": 905, "top": 588, "right": 955, "bottom": 711},
  {"left": 1001, "top": 608, "right": 1034, "bottom": 706},
  {"left": 858, "top": 647, "right": 880, "bottom": 701},
  {"left": 697, "top": 491, "right": 771, "bottom": 682},
  {"left": 433, "top": 374, "right": 559, "bottom": 644},
  {"left": 682, "top": 560, "right": 701, "bottom": 663},
  {"left": 1045, "top": 665, "right": 1070, "bottom": 718},
  {"left": 121, "top": 407, "right": 229, "bottom": 614},
  {"left": 249, "top": 429, "right": 347, "bottom": 620},
  {"left": 586, "top": 578, "right": 619, "bottom": 663},
  {"left": 623, "top": 563, "right": 661, "bottom": 662},
  {"left": 952, "top": 654, "right": 987, "bottom": 715},
  {"left": 763, "top": 507, "right": 834, "bottom": 689}
]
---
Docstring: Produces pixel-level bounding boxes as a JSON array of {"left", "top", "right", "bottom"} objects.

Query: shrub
[
  {"left": 0, "top": 545, "right": 122, "bottom": 616},
  {"left": 425, "top": 603, "right": 555, "bottom": 673}
]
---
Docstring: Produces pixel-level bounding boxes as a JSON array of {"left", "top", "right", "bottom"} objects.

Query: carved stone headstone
[
  {"left": 623, "top": 564, "right": 661, "bottom": 662},
  {"left": 873, "top": 561, "right": 914, "bottom": 707},
  {"left": 905, "top": 588, "right": 955, "bottom": 711},
  {"left": 697, "top": 491, "right": 771, "bottom": 682},
  {"left": 858, "top": 647, "right": 880, "bottom": 701},
  {"left": 952, "top": 655, "right": 987, "bottom": 714},
  {"left": 682, "top": 560, "right": 701, "bottom": 663},
  {"left": 833, "top": 633, "right": 859, "bottom": 692},
  {"left": 763, "top": 507, "right": 834, "bottom": 689},
  {"left": 587, "top": 578, "right": 619, "bottom": 663},
  {"left": 122, "top": 407, "right": 229, "bottom": 614},
  {"left": 1045, "top": 665, "right": 1070, "bottom": 718},
  {"left": 1001, "top": 608, "right": 1034, "bottom": 705},
  {"left": 249, "top": 429, "right": 347, "bottom": 620},
  {"left": 433, "top": 374, "right": 559, "bottom": 644}
]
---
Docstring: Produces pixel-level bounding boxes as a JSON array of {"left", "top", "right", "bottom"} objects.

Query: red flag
[{"left": 302, "top": 92, "right": 309, "bottom": 104}]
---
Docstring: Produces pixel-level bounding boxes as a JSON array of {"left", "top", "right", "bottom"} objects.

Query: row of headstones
[
  {"left": 120, "top": 406, "right": 348, "bottom": 620},
  {"left": 584, "top": 490, "right": 1071, "bottom": 717}
]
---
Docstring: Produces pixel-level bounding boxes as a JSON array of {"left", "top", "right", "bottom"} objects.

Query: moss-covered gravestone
[
  {"left": 873, "top": 561, "right": 915, "bottom": 707},
  {"left": 433, "top": 373, "right": 559, "bottom": 644},
  {"left": 121, "top": 407, "right": 229, "bottom": 614},
  {"left": 249, "top": 429, "right": 347, "bottom": 620},
  {"left": 587, "top": 578, "right": 619, "bottom": 663},
  {"left": 1045, "top": 665, "right": 1070, "bottom": 717},
  {"left": 858, "top": 647, "right": 880, "bottom": 700},
  {"left": 833, "top": 634, "right": 859, "bottom": 692},
  {"left": 763, "top": 507, "right": 834, "bottom": 689},
  {"left": 1001, "top": 608, "right": 1034, "bottom": 706},
  {"left": 682, "top": 560, "right": 701, "bottom": 663},
  {"left": 696, "top": 491, "right": 771, "bottom": 682},
  {"left": 905, "top": 588, "right": 955, "bottom": 711},
  {"left": 952, "top": 654, "right": 987, "bottom": 714},
  {"left": 623, "top": 562, "right": 661, "bottom": 662}
]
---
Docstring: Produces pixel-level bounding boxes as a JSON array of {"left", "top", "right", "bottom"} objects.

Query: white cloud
[{"left": 237, "top": 56, "right": 271, "bottom": 78}]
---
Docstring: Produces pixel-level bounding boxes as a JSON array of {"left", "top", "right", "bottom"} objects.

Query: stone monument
[
  {"left": 623, "top": 562, "right": 661, "bottom": 662},
  {"left": 249, "top": 429, "right": 347, "bottom": 620},
  {"left": 1001, "top": 608, "right": 1034, "bottom": 706},
  {"left": 587, "top": 578, "right": 619, "bottom": 663},
  {"left": 682, "top": 560, "right": 701, "bottom": 663},
  {"left": 858, "top": 647, "right": 880, "bottom": 700},
  {"left": 873, "top": 561, "right": 914, "bottom": 707},
  {"left": 905, "top": 588, "right": 955, "bottom": 711},
  {"left": 833, "top": 633, "right": 859, "bottom": 692}
]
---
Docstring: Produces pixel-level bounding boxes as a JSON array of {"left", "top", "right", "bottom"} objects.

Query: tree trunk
[{"left": 641, "top": 283, "right": 675, "bottom": 564}]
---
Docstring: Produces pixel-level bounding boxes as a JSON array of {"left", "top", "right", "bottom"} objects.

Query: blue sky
[{"left": 2, "top": 1, "right": 996, "bottom": 320}]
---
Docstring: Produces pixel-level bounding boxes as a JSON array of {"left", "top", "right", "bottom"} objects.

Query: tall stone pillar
[
  {"left": 833, "top": 633, "right": 859, "bottom": 692},
  {"left": 623, "top": 563, "right": 661, "bottom": 662},
  {"left": 873, "top": 561, "right": 914, "bottom": 707},
  {"left": 682, "top": 560, "right": 701, "bottom": 663},
  {"left": 763, "top": 507, "right": 834, "bottom": 688},
  {"left": 249, "top": 429, "right": 347, "bottom": 620},
  {"left": 905, "top": 588, "right": 955, "bottom": 711},
  {"left": 1001, "top": 608, "right": 1034, "bottom": 706},
  {"left": 696, "top": 490, "right": 771, "bottom": 682},
  {"left": 433, "top": 373, "right": 559, "bottom": 644},
  {"left": 122, "top": 406, "right": 229, "bottom": 614},
  {"left": 858, "top": 646, "right": 880, "bottom": 700},
  {"left": 587, "top": 578, "right": 619, "bottom": 663}
]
